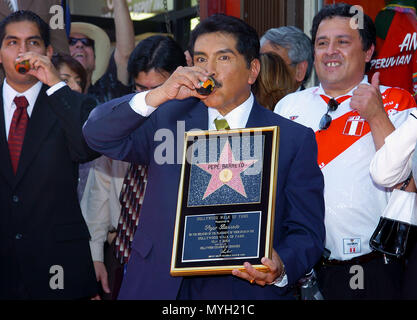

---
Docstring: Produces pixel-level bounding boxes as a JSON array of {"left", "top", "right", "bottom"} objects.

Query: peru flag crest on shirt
[{"left": 343, "top": 116, "right": 365, "bottom": 136}]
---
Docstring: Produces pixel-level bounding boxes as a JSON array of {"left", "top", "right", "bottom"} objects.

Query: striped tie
[
  {"left": 8, "top": 96, "right": 29, "bottom": 174},
  {"left": 114, "top": 163, "right": 148, "bottom": 264}
]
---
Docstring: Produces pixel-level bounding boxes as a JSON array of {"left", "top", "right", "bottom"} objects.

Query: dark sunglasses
[
  {"left": 68, "top": 37, "right": 95, "bottom": 47},
  {"left": 319, "top": 98, "right": 339, "bottom": 130}
]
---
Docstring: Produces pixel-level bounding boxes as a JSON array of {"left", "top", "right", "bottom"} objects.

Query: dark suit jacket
[
  {"left": 0, "top": 84, "right": 99, "bottom": 299},
  {"left": 83, "top": 95, "right": 325, "bottom": 300}
]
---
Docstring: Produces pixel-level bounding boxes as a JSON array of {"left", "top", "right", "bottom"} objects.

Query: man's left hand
[
  {"left": 350, "top": 72, "right": 396, "bottom": 149},
  {"left": 350, "top": 72, "right": 385, "bottom": 122},
  {"left": 232, "top": 249, "right": 284, "bottom": 286}
]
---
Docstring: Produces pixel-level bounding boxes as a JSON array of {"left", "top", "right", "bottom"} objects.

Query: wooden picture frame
[{"left": 171, "top": 126, "right": 280, "bottom": 276}]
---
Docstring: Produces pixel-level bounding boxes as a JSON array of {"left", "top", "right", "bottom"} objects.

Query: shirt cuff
[
  {"left": 46, "top": 81, "right": 67, "bottom": 96},
  {"left": 274, "top": 274, "right": 288, "bottom": 287},
  {"left": 129, "top": 90, "right": 157, "bottom": 117},
  {"left": 89, "top": 241, "right": 104, "bottom": 262}
]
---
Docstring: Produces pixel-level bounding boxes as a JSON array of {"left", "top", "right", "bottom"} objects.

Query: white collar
[
  {"left": 207, "top": 93, "right": 254, "bottom": 130},
  {"left": 315, "top": 75, "right": 369, "bottom": 99},
  {"left": 3, "top": 79, "right": 43, "bottom": 116}
]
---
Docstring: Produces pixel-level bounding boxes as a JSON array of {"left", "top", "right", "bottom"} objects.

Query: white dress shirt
[
  {"left": 130, "top": 90, "right": 254, "bottom": 130},
  {"left": 3, "top": 79, "right": 66, "bottom": 137},
  {"left": 370, "top": 110, "right": 417, "bottom": 187},
  {"left": 3, "top": 79, "right": 41, "bottom": 137},
  {"left": 80, "top": 156, "right": 129, "bottom": 262}
]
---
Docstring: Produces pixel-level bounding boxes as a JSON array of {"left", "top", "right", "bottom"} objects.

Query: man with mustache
[
  {"left": 275, "top": 3, "right": 416, "bottom": 299},
  {"left": 83, "top": 14, "right": 325, "bottom": 299}
]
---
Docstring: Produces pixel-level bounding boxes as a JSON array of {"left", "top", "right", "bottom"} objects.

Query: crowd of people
[{"left": 0, "top": 0, "right": 416, "bottom": 301}]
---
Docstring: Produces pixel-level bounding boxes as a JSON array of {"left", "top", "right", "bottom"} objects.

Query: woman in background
[
  {"left": 52, "top": 53, "right": 87, "bottom": 94},
  {"left": 252, "top": 52, "right": 297, "bottom": 111}
]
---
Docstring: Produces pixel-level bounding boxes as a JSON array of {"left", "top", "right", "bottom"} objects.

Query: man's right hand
[{"left": 145, "top": 66, "right": 211, "bottom": 107}]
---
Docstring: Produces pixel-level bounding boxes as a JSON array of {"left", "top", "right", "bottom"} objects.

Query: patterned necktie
[
  {"left": 8, "top": 96, "right": 29, "bottom": 174},
  {"left": 114, "top": 163, "right": 148, "bottom": 264},
  {"left": 214, "top": 118, "right": 230, "bottom": 130}
]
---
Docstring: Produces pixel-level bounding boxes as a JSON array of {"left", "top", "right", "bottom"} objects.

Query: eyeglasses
[
  {"left": 319, "top": 98, "right": 339, "bottom": 130},
  {"left": 68, "top": 37, "right": 95, "bottom": 47}
]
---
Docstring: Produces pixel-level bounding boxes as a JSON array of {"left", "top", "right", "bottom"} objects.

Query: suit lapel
[
  {"left": 185, "top": 100, "right": 208, "bottom": 131},
  {"left": 14, "top": 85, "right": 57, "bottom": 185},
  {"left": 185, "top": 99, "right": 267, "bottom": 130},
  {"left": 245, "top": 101, "right": 267, "bottom": 128},
  {"left": 0, "top": 86, "right": 15, "bottom": 185}
]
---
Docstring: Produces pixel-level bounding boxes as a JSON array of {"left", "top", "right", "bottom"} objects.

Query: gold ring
[{"left": 250, "top": 279, "right": 255, "bottom": 284}]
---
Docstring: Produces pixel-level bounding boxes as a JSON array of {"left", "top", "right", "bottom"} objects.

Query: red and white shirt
[{"left": 274, "top": 77, "right": 416, "bottom": 260}]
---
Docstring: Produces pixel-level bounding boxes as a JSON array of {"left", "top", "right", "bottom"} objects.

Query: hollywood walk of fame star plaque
[{"left": 170, "top": 126, "right": 279, "bottom": 276}]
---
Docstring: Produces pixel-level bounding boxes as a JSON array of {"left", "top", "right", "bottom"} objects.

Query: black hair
[
  {"left": 311, "top": 3, "right": 376, "bottom": 52},
  {"left": 189, "top": 14, "right": 260, "bottom": 68},
  {"left": 0, "top": 10, "right": 50, "bottom": 48},
  {"left": 311, "top": 3, "right": 376, "bottom": 72},
  {"left": 127, "top": 35, "right": 186, "bottom": 80},
  {"left": 52, "top": 53, "right": 87, "bottom": 92}
]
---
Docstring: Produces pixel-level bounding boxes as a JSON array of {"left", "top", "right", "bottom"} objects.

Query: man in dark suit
[
  {"left": 83, "top": 14, "right": 325, "bottom": 300},
  {"left": 0, "top": 10, "right": 99, "bottom": 299}
]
